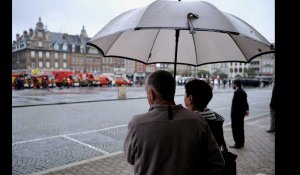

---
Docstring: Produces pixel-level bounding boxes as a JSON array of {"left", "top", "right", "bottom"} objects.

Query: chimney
[
  {"left": 16, "top": 33, "right": 20, "bottom": 40},
  {"left": 29, "top": 28, "right": 33, "bottom": 36},
  {"left": 63, "top": 33, "right": 68, "bottom": 39},
  {"left": 23, "top": 30, "right": 28, "bottom": 36}
]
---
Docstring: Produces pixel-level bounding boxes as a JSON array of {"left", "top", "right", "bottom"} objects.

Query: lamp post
[{"left": 16, "top": 57, "right": 20, "bottom": 70}]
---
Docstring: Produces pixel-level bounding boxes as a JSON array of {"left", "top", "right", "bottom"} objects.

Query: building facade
[{"left": 12, "top": 17, "right": 156, "bottom": 79}]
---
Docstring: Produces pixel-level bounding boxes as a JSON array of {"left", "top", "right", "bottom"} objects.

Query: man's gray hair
[{"left": 146, "top": 70, "right": 175, "bottom": 101}]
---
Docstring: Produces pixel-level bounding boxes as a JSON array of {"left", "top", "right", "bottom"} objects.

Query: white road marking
[
  {"left": 12, "top": 124, "right": 128, "bottom": 145},
  {"left": 12, "top": 101, "right": 269, "bottom": 146},
  {"left": 67, "top": 124, "right": 128, "bottom": 136},
  {"left": 12, "top": 135, "right": 62, "bottom": 145},
  {"left": 62, "top": 135, "right": 109, "bottom": 155}
]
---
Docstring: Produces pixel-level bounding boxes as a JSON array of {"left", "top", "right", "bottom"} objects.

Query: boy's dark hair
[
  {"left": 233, "top": 79, "right": 242, "bottom": 87},
  {"left": 146, "top": 70, "right": 175, "bottom": 101},
  {"left": 185, "top": 79, "right": 213, "bottom": 110}
]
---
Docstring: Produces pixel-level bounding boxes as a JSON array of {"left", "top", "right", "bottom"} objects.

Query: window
[
  {"left": 80, "top": 45, "right": 84, "bottom": 53},
  {"left": 55, "top": 62, "right": 58, "bottom": 68},
  {"left": 20, "top": 42, "right": 24, "bottom": 48},
  {"left": 239, "top": 68, "right": 242, "bottom": 73},
  {"left": 46, "top": 52, "right": 50, "bottom": 59},
  {"left": 235, "top": 63, "right": 237, "bottom": 66},
  {"left": 234, "top": 68, "right": 237, "bottom": 73},
  {"left": 240, "top": 63, "right": 242, "bottom": 65},
  {"left": 39, "top": 61, "right": 43, "bottom": 68},
  {"left": 230, "top": 68, "right": 233, "bottom": 73},
  {"left": 63, "top": 62, "right": 67, "bottom": 69},
  {"left": 31, "top": 62, "right": 35, "bottom": 68},
  {"left": 31, "top": 51, "right": 35, "bottom": 58},
  {"left": 54, "top": 43, "right": 59, "bottom": 50},
  {"left": 39, "top": 51, "right": 43, "bottom": 58},
  {"left": 55, "top": 53, "right": 58, "bottom": 60},
  {"left": 72, "top": 44, "right": 75, "bottom": 52},
  {"left": 63, "top": 53, "right": 67, "bottom": 60},
  {"left": 63, "top": 43, "right": 67, "bottom": 51},
  {"left": 38, "top": 41, "right": 43, "bottom": 47},
  {"left": 46, "top": 61, "right": 50, "bottom": 68},
  {"left": 38, "top": 32, "right": 43, "bottom": 38}
]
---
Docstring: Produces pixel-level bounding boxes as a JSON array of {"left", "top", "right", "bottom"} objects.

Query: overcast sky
[{"left": 12, "top": 0, "right": 274, "bottom": 43}]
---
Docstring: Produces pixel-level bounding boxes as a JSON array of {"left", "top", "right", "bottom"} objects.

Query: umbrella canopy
[{"left": 87, "top": 0, "right": 274, "bottom": 71}]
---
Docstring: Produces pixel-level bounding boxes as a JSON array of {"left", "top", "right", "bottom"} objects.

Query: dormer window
[
  {"left": 72, "top": 44, "right": 75, "bottom": 52},
  {"left": 54, "top": 43, "right": 59, "bottom": 50},
  {"left": 80, "top": 45, "right": 84, "bottom": 53},
  {"left": 20, "top": 42, "right": 24, "bottom": 48},
  {"left": 88, "top": 47, "right": 98, "bottom": 54},
  {"left": 63, "top": 43, "right": 67, "bottom": 51}
]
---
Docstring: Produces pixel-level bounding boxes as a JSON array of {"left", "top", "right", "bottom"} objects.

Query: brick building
[{"left": 12, "top": 17, "right": 156, "bottom": 80}]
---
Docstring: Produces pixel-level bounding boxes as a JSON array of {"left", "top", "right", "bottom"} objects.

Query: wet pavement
[
  {"left": 12, "top": 85, "right": 259, "bottom": 107},
  {"left": 12, "top": 85, "right": 273, "bottom": 175},
  {"left": 32, "top": 115, "right": 274, "bottom": 175}
]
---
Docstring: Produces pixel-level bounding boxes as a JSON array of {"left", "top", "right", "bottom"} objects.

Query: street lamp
[{"left": 16, "top": 58, "right": 20, "bottom": 70}]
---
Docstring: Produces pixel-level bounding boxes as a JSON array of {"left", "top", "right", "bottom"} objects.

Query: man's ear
[
  {"left": 187, "top": 95, "right": 193, "bottom": 105},
  {"left": 149, "top": 88, "right": 155, "bottom": 101}
]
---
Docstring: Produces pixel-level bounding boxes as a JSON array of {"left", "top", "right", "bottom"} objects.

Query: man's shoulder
[
  {"left": 129, "top": 107, "right": 207, "bottom": 126},
  {"left": 235, "top": 88, "right": 246, "bottom": 94}
]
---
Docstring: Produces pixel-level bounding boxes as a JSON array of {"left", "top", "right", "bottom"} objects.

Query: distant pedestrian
[
  {"left": 124, "top": 70, "right": 224, "bottom": 175},
  {"left": 229, "top": 80, "right": 249, "bottom": 149},
  {"left": 267, "top": 84, "right": 276, "bottom": 133}
]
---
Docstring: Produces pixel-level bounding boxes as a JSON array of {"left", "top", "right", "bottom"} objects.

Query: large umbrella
[{"left": 87, "top": 0, "right": 274, "bottom": 76}]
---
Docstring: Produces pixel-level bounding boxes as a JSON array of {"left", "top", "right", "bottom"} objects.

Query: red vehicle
[
  {"left": 12, "top": 73, "right": 25, "bottom": 89},
  {"left": 114, "top": 77, "right": 133, "bottom": 86},
  {"left": 76, "top": 72, "right": 94, "bottom": 87},
  {"left": 98, "top": 75, "right": 112, "bottom": 87},
  {"left": 71, "top": 74, "right": 80, "bottom": 87},
  {"left": 12, "top": 74, "right": 20, "bottom": 88},
  {"left": 31, "top": 74, "right": 50, "bottom": 89},
  {"left": 53, "top": 71, "right": 74, "bottom": 87}
]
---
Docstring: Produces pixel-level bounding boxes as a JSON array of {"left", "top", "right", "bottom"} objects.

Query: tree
[
  {"left": 181, "top": 70, "right": 191, "bottom": 77},
  {"left": 244, "top": 68, "right": 256, "bottom": 78},
  {"left": 213, "top": 69, "right": 227, "bottom": 79},
  {"left": 197, "top": 70, "right": 210, "bottom": 78}
]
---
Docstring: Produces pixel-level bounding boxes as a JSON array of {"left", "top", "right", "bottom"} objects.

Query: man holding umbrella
[{"left": 124, "top": 70, "right": 225, "bottom": 175}]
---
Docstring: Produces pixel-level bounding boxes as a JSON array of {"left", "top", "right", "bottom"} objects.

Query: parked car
[
  {"left": 99, "top": 75, "right": 112, "bottom": 87},
  {"left": 113, "top": 77, "right": 133, "bottom": 86}
]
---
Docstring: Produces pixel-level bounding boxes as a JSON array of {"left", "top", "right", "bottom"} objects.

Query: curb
[{"left": 30, "top": 151, "right": 124, "bottom": 175}]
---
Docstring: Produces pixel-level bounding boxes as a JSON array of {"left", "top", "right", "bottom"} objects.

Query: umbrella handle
[{"left": 187, "top": 13, "right": 199, "bottom": 34}]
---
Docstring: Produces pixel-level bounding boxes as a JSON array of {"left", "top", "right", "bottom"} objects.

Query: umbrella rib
[
  {"left": 191, "top": 32, "right": 198, "bottom": 66},
  {"left": 228, "top": 34, "right": 247, "bottom": 61},
  {"left": 146, "top": 29, "right": 160, "bottom": 63}
]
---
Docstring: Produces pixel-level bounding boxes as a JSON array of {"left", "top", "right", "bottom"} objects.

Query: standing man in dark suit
[
  {"left": 267, "top": 84, "right": 276, "bottom": 133},
  {"left": 229, "top": 80, "right": 249, "bottom": 148}
]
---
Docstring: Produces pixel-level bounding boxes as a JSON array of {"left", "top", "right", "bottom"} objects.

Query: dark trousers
[{"left": 231, "top": 113, "right": 245, "bottom": 146}]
